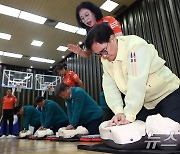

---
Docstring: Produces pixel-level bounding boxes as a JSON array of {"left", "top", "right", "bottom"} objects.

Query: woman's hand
[
  {"left": 68, "top": 44, "right": 92, "bottom": 58},
  {"left": 68, "top": 44, "right": 82, "bottom": 54}
]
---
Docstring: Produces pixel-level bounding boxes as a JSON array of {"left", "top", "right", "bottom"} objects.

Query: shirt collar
[
  {"left": 43, "top": 100, "right": 48, "bottom": 108},
  {"left": 114, "top": 36, "right": 125, "bottom": 61},
  {"left": 66, "top": 87, "right": 75, "bottom": 100}
]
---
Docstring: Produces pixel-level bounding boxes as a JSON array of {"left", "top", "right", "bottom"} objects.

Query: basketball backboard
[
  {"left": 35, "top": 74, "right": 61, "bottom": 96},
  {"left": 2, "top": 70, "right": 33, "bottom": 92}
]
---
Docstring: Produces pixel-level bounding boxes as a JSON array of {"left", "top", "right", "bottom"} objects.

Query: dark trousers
[
  {"left": 2, "top": 109, "right": 14, "bottom": 135},
  {"left": 51, "top": 120, "right": 69, "bottom": 134},
  {"left": 102, "top": 108, "right": 114, "bottom": 122},
  {"left": 137, "top": 88, "right": 180, "bottom": 122},
  {"left": 82, "top": 116, "right": 103, "bottom": 135}
]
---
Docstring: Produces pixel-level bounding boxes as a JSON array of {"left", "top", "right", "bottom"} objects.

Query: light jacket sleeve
[
  {"left": 102, "top": 64, "right": 124, "bottom": 115},
  {"left": 124, "top": 45, "right": 151, "bottom": 122}
]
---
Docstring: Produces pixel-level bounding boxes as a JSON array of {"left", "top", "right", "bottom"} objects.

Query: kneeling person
[
  {"left": 56, "top": 83, "right": 103, "bottom": 135},
  {"left": 14, "top": 105, "right": 41, "bottom": 133},
  {"left": 35, "top": 96, "right": 69, "bottom": 133}
]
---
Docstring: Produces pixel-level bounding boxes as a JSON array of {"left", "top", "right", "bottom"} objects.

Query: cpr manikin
[
  {"left": 34, "top": 129, "right": 54, "bottom": 138},
  {"left": 146, "top": 114, "right": 180, "bottom": 150},
  {"left": 19, "top": 130, "right": 32, "bottom": 138},
  {"left": 58, "top": 126, "right": 88, "bottom": 138},
  {"left": 99, "top": 114, "right": 180, "bottom": 150},
  {"left": 99, "top": 120, "right": 146, "bottom": 150}
]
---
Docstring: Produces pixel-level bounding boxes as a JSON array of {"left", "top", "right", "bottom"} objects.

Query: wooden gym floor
[{"left": 0, "top": 138, "right": 106, "bottom": 154}]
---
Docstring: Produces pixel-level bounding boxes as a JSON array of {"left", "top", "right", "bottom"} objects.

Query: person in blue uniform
[
  {"left": 35, "top": 96, "right": 69, "bottom": 133},
  {"left": 14, "top": 105, "right": 41, "bottom": 133},
  {"left": 56, "top": 83, "right": 103, "bottom": 135},
  {"left": 100, "top": 91, "right": 114, "bottom": 122}
]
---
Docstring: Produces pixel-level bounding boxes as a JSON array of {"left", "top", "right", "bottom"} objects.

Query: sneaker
[
  {"left": 6, "top": 135, "right": 12, "bottom": 139},
  {"left": 7, "top": 135, "right": 16, "bottom": 139},
  {"left": 0, "top": 135, "right": 6, "bottom": 138},
  {"left": 11, "top": 135, "right": 16, "bottom": 138}
]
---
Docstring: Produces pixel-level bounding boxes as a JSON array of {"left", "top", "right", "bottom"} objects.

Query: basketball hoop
[
  {"left": 35, "top": 74, "right": 61, "bottom": 96},
  {"left": 2, "top": 70, "right": 33, "bottom": 93}
]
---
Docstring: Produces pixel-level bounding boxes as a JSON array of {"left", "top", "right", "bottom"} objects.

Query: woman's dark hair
[
  {"left": 14, "top": 105, "right": 22, "bottom": 114},
  {"left": 76, "top": 1, "right": 103, "bottom": 31},
  {"left": 54, "top": 63, "right": 67, "bottom": 75},
  {"left": 35, "top": 96, "right": 45, "bottom": 104},
  {"left": 55, "top": 83, "right": 70, "bottom": 95}
]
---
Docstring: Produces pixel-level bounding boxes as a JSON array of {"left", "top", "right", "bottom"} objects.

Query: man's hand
[
  {"left": 38, "top": 126, "right": 46, "bottom": 130},
  {"left": 66, "top": 125, "right": 75, "bottom": 130},
  {"left": 68, "top": 44, "right": 82, "bottom": 54},
  {"left": 108, "top": 113, "right": 130, "bottom": 126},
  {"left": 20, "top": 130, "right": 27, "bottom": 133}
]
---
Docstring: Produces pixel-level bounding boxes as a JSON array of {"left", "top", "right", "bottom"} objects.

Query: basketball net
[
  {"left": 12, "top": 83, "right": 22, "bottom": 95},
  {"left": 47, "top": 86, "right": 54, "bottom": 95},
  {"left": 16, "top": 83, "right": 22, "bottom": 92},
  {"left": 12, "top": 87, "right": 16, "bottom": 95},
  {"left": 41, "top": 86, "right": 46, "bottom": 96}
]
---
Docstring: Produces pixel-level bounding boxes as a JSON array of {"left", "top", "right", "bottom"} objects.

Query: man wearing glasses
[{"left": 85, "top": 24, "right": 180, "bottom": 126}]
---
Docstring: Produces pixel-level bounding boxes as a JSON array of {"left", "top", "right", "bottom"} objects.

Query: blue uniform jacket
[
  {"left": 100, "top": 91, "right": 110, "bottom": 109},
  {"left": 23, "top": 105, "right": 41, "bottom": 130},
  {"left": 65, "top": 87, "right": 103, "bottom": 127},
  {"left": 41, "top": 100, "right": 68, "bottom": 128}
]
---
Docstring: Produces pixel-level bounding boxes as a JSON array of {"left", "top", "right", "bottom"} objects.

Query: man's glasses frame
[{"left": 95, "top": 43, "right": 108, "bottom": 57}]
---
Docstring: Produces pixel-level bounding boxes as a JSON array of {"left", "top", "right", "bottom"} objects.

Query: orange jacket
[{"left": 2, "top": 95, "right": 17, "bottom": 110}]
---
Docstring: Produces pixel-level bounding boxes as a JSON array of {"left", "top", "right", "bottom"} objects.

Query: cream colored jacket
[{"left": 102, "top": 35, "right": 180, "bottom": 122}]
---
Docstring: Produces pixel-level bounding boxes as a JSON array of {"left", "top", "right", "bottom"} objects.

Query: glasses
[{"left": 95, "top": 43, "right": 108, "bottom": 57}]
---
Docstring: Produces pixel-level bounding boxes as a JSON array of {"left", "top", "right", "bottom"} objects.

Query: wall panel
[
  {"left": 61, "top": 53, "right": 103, "bottom": 103},
  {"left": 117, "top": 0, "right": 180, "bottom": 77}
]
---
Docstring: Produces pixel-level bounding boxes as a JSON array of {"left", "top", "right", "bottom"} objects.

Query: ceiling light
[
  {"left": 57, "top": 46, "right": 68, "bottom": 52},
  {"left": 0, "top": 4, "right": 20, "bottom": 17},
  {"left": 55, "top": 22, "right": 79, "bottom": 33},
  {"left": 30, "top": 66, "right": 33, "bottom": 68},
  {"left": 62, "top": 56, "right": 65, "bottom": 59},
  {"left": 0, "top": 51, "right": 4, "bottom": 55},
  {"left": 0, "top": 32, "right": 11, "bottom": 40},
  {"left": 76, "top": 28, "right": 87, "bottom": 36},
  {"left": 50, "top": 66, "right": 52, "bottom": 69},
  {"left": 3, "top": 52, "right": 23, "bottom": 58},
  {"left": 100, "top": 0, "right": 119, "bottom": 12},
  {"left": 30, "top": 57, "right": 55, "bottom": 64},
  {"left": 19, "top": 11, "right": 47, "bottom": 24},
  {"left": 31, "top": 40, "right": 44, "bottom": 47}
]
